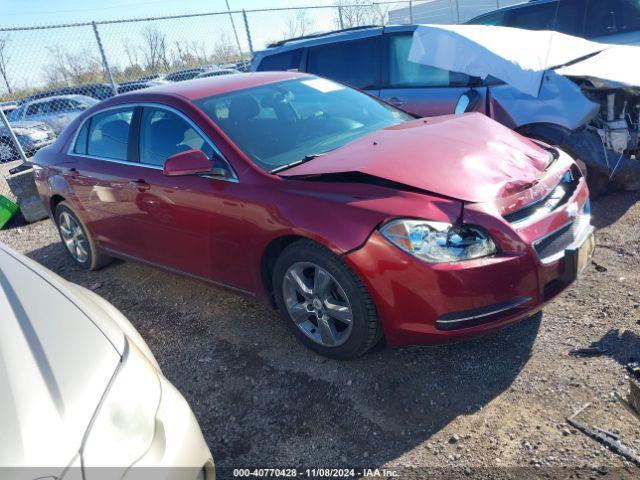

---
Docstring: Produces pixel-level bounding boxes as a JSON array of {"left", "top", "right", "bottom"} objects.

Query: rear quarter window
[
  {"left": 74, "top": 122, "right": 89, "bottom": 155},
  {"left": 256, "top": 49, "right": 303, "bottom": 71}
]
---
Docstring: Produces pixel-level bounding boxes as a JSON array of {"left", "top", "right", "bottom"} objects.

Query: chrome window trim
[{"left": 66, "top": 102, "right": 239, "bottom": 183}]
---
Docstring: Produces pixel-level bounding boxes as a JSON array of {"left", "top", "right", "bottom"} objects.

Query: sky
[
  {"left": 0, "top": 0, "right": 337, "bottom": 25},
  {"left": 0, "top": 0, "right": 364, "bottom": 94}
]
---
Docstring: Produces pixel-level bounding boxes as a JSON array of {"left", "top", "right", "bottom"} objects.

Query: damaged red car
[{"left": 33, "top": 72, "right": 595, "bottom": 359}]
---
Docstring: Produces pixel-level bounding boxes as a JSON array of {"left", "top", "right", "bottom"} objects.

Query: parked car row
[{"left": 0, "top": 64, "right": 245, "bottom": 160}]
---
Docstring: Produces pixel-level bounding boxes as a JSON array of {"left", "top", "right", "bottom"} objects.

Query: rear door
[
  {"left": 379, "top": 31, "right": 487, "bottom": 117},
  {"left": 68, "top": 106, "right": 152, "bottom": 258}
]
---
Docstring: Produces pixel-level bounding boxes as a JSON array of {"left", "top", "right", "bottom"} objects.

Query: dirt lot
[{"left": 1, "top": 164, "right": 639, "bottom": 479}]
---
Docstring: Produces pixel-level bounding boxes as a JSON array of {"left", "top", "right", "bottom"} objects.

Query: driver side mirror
[
  {"left": 163, "top": 149, "right": 213, "bottom": 176},
  {"left": 454, "top": 89, "right": 481, "bottom": 115}
]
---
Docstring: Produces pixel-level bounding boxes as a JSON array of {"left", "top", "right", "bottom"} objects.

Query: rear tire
[
  {"left": 273, "top": 240, "right": 381, "bottom": 359},
  {"left": 54, "top": 201, "right": 112, "bottom": 270}
]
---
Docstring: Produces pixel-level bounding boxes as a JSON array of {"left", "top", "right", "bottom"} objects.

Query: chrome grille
[{"left": 504, "top": 165, "right": 581, "bottom": 224}]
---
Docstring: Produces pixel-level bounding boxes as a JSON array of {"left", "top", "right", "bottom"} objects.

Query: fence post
[
  {"left": 453, "top": 0, "right": 461, "bottom": 23},
  {"left": 338, "top": 5, "right": 344, "bottom": 29},
  {"left": 92, "top": 22, "right": 118, "bottom": 96},
  {"left": 0, "top": 109, "right": 28, "bottom": 163},
  {"left": 409, "top": 0, "right": 414, "bottom": 23},
  {"left": 241, "top": 9, "right": 254, "bottom": 56},
  {"left": 225, "top": 0, "right": 244, "bottom": 60}
]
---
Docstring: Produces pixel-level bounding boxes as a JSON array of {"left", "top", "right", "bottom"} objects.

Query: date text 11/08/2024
[{"left": 232, "top": 468, "right": 400, "bottom": 477}]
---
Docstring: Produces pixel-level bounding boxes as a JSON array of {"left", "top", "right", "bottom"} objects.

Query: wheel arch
[
  {"left": 50, "top": 194, "right": 66, "bottom": 216},
  {"left": 260, "top": 234, "right": 312, "bottom": 308}
]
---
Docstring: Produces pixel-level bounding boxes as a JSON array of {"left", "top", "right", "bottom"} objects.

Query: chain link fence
[{"left": 0, "top": 0, "right": 470, "bottom": 163}]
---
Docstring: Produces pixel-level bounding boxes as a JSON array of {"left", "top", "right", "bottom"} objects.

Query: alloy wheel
[
  {"left": 58, "top": 211, "right": 89, "bottom": 263},
  {"left": 282, "top": 262, "right": 354, "bottom": 347}
]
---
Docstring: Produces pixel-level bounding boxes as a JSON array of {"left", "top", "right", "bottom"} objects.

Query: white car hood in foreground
[
  {"left": 0, "top": 246, "right": 121, "bottom": 471},
  {"left": 408, "top": 24, "right": 640, "bottom": 96}
]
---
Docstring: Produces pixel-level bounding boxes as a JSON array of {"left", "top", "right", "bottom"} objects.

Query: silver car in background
[
  {"left": 0, "top": 242, "right": 214, "bottom": 480},
  {"left": 9, "top": 94, "right": 97, "bottom": 134},
  {"left": 0, "top": 120, "right": 55, "bottom": 162}
]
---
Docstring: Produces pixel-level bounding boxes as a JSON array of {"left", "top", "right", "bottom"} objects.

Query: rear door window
[
  {"left": 585, "top": 0, "right": 640, "bottom": 37},
  {"left": 306, "top": 36, "right": 381, "bottom": 90},
  {"left": 385, "top": 33, "right": 471, "bottom": 88},
  {"left": 86, "top": 109, "right": 134, "bottom": 161},
  {"left": 257, "top": 49, "right": 303, "bottom": 71}
]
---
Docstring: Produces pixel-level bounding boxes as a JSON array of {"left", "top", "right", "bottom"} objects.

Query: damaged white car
[{"left": 410, "top": 24, "right": 640, "bottom": 194}]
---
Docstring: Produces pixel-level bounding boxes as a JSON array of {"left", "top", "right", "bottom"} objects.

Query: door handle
[
  {"left": 387, "top": 96, "right": 405, "bottom": 106},
  {"left": 129, "top": 179, "right": 151, "bottom": 192}
]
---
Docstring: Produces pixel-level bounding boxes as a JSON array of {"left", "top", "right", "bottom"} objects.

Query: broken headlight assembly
[{"left": 380, "top": 219, "right": 497, "bottom": 263}]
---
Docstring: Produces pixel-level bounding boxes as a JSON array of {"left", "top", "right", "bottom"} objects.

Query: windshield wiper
[{"left": 270, "top": 153, "right": 325, "bottom": 174}]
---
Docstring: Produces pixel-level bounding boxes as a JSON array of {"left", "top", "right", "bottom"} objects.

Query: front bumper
[{"left": 343, "top": 163, "right": 593, "bottom": 347}]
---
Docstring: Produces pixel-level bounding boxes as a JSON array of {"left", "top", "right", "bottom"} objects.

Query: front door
[
  {"left": 130, "top": 106, "right": 246, "bottom": 286},
  {"left": 379, "top": 32, "right": 488, "bottom": 117}
]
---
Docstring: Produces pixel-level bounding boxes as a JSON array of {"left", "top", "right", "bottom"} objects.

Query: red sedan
[{"left": 33, "top": 72, "right": 595, "bottom": 359}]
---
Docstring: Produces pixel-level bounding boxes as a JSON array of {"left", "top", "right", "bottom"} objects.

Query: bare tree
[
  {"left": 42, "top": 46, "right": 102, "bottom": 88},
  {"left": 173, "top": 39, "right": 210, "bottom": 68},
  {"left": 210, "top": 34, "right": 238, "bottom": 65},
  {"left": 369, "top": 3, "right": 390, "bottom": 25},
  {"left": 0, "top": 35, "right": 12, "bottom": 94},
  {"left": 284, "top": 9, "right": 314, "bottom": 39},
  {"left": 140, "top": 27, "right": 171, "bottom": 73},
  {"left": 333, "top": 0, "right": 378, "bottom": 28},
  {"left": 123, "top": 40, "right": 141, "bottom": 70}
]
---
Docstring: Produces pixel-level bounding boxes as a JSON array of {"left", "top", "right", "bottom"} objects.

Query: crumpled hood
[{"left": 282, "top": 113, "right": 551, "bottom": 203}]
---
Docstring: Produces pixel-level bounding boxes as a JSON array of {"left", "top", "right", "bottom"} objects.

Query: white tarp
[
  {"left": 408, "top": 25, "right": 609, "bottom": 97},
  {"left": 555, "top": 45, "right": 640, "bottom": 89}
]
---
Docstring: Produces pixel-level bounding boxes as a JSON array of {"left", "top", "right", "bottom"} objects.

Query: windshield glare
[{"left": 195, "top": 77, "right": 413, "bottom": 172}]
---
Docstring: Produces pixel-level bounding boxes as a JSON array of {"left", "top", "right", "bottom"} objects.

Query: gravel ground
[{"left": 1, "top": 166, "right": 639, "bottom": 479}]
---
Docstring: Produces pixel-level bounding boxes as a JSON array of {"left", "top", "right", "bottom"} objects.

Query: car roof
[
  {"left": 466, "top": 0, "right": 557, "bottom": 22},
  {"left": 252, "top": 25, "right": 416, "bottom": 61},
  {"left": 125, "top": 71, "right": 309, "bottom": 100}
]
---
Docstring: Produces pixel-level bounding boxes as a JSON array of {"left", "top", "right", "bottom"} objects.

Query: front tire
[
  {"left": 55, "top": 201, "right": 112, "bottom": 270},
  {"left": 273, "top": 240, "right": 381, "bottom": 359}
]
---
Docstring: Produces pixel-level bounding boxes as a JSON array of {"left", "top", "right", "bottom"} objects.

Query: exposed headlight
[
  {"left": 82, "top": 340, "right": 161, "bottom": 470},
  {"left": 380, "top": 219, "right": 497, "bottom": 263}
]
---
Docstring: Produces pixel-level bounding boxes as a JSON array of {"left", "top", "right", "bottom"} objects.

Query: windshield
[{"left": 195, "top": 77, "right": 413, "bottom": 172}]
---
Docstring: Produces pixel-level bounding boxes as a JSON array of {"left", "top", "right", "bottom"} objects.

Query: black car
[{"left": 467, "top": 0, "right": 640, "bottom": 45}]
